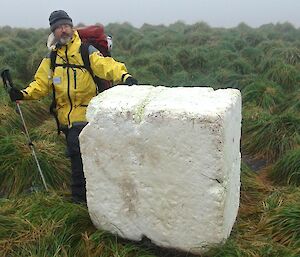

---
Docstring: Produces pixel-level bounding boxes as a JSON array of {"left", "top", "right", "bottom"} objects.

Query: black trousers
[{"left": 62, "top": 124, "right": 87, "bottom": 203}]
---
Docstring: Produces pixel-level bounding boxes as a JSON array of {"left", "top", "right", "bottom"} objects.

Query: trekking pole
[{"left": 1, "top": 69, "right": 49, "bottom": 191}]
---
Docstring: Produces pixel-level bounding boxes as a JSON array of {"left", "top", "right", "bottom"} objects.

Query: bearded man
[{"left": 9, "top": 10, "right": 138, "bottom": 203}]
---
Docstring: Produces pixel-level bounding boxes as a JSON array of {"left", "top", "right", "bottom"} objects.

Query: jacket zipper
[
  {"left": 65, "top": 46, "right": 73, "bottom": 127},
  {"left": 74, "top": 69, "right": 77, "bottom": 89}
]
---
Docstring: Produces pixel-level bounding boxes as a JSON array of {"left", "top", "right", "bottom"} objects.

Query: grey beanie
[{"left": 49, "top": 10, "right": 73, "bottom": 32}]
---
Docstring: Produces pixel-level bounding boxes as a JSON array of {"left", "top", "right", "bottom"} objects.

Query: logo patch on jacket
[{"left": 53, "top": 77, "right": 62, "bottom": 85}]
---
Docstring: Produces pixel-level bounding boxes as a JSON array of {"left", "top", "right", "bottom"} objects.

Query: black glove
[
  {"left": 9, "top": 87, "right": 23, "bottom": 101},
  {"left": 125, "top": 76, "right": 138, "bottom": 86}
]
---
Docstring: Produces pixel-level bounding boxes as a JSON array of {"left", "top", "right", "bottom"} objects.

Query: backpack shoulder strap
[
  {"left": 49, "top": 50, "right": 58, "bottom": 72},
  {"left": 80, "top": 43, "right": 94, "bottom": 77},
  {"left": 80, "top": 43, "right": 102, "bottom": 90},
  {"left": 48, "top": 50, "right": 60, "bottom": 134},
  {"left": 80, "top": 43, "right": 111, "bottom": 94}
]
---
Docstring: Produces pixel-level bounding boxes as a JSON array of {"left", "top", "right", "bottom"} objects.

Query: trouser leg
[{"left": 63, "top": 124, "right": 87, "bottom": 203}]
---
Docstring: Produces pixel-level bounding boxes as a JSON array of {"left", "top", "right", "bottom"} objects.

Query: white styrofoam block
[{"left": 79, "top": 85, "right": 241, "bottom": 254}]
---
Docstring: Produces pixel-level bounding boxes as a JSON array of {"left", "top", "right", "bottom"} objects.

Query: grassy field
[{"left": 1, "top": 22, "right": 300, "bottom": 256}]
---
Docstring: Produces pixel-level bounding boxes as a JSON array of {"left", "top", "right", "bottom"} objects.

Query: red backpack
[
  {"left": 77, "top": 25, "right": 112, "bottom": 58},
  {"left": 50, "top": 24, "right": 113, "bottom": 94}
]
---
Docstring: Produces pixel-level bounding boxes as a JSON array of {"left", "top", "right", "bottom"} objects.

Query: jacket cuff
[
  {"left": 21, "top": 90, "right": 29, "bottom": 100},
  {"left": 121, "top": 73, "right": 131, "bottom": 83}
]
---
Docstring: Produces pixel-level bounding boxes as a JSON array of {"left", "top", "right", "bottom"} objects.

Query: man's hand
[
  {"left": 9, "top": 87, "right": 23, "bottom": 101},
  {"left": 125, "top": 76, "right": 138, "bottom": 86}
]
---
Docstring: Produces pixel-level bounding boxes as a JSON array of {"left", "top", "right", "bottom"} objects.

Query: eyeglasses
[{"left": 55, "top": 24, "right": 72, "bottom": 31}]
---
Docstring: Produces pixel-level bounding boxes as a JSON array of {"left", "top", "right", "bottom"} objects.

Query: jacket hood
[{"left": 47, "top": 30, "right": 80, "bottom": 51}]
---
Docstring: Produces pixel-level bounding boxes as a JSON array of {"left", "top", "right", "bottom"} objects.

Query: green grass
[
  {"left": 270, "top": 148, "right": 300, "bottom": 186},
  {"left": 242, "top": 80, "right": 284, "bottom": 112},
  {"left": 0, "top": 194, "right": 90, "bottom": 256},
  {"left": 0, "top": 194, "right": 157, "bottom": 257},
  {"left": 272, "top": 47, "right": 300, "bottom": 65},
  {"left": 242, "top": 111, "right": 300, "bottom": 162},
  {"left": 3, "top": 23, "right": 300, "bottom": 256},
  {"left": 5, "top": 160, "right": 298, "bottom": 256},
  {"left": 206, "top": 185, "right": 300, "bottom": 257},
  {"left": 279, "top": 89, "right": 300, "bottom": 113},
  {"left": 206, "top": 238, "right": 299, "bottom": 257},
  {"left": 240, "top": 162, "right": 269, "bottom": 204},
  {"left": 266, "top": 62, "right": 299, "bottom": 91},
  {"left": 0, "top": 128, "right": 70, "bottom": 197},
  {"left": 0, "top": 87, "right": 51, "bottom": 133},
  {"left": 266, "top": 203, "right": 300, "bottom": 249}
]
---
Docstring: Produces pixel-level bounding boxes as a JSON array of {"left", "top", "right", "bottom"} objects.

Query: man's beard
[{"left": 56, "top": 32, "right": 73, "bottom": 46}]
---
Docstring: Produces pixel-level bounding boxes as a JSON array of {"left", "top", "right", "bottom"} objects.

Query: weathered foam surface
[{"left": 80, "top": 85, "right": 241, "bottom": 254}]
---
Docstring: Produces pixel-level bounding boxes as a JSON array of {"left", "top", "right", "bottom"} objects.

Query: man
[{"left": 9, "top": 10, "right": 138, "bottom": 203}]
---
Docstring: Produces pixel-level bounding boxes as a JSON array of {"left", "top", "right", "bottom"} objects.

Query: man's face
[{"left": 53, "top": 24, "right": 74, "bottom": 45}]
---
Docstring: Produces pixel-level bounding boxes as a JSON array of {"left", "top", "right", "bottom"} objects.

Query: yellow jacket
[{"left": 22, "top": 31, "right": 131, "bottom": 127}]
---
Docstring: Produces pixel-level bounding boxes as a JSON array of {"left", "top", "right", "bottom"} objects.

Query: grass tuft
[
  {"left": 266, "top": 203, "right": 300, "bottom": 248},
  {"left": 270, "top": 148, "right": 300, "bottom": 186},
  {"left": 242, "top": 80, "right": 284, "bottom": 112},
  {"left": 0, "top": 194, "right": 157, "bottom": 257},
  {"left": 242, "top": 111, "right": 300, "bottom": 162},
  {"left": 0, "top": 131, "right": 70, "bottom": 197}
]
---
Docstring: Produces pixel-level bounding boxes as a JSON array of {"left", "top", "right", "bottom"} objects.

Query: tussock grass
[
  {"left": 242, "top": 80, "right": 284, "bottom": 112},
  {"left": 206, "top": 238, "right": 299, "bottom": 257},
  {"left": 242, "top": 111, "right": 300, "bottom": 162},
  {"left": 0, "top": 88, "right": 51, "bottom": 133},
  {"left": 272, "top": 47, "right": 300, "bottom": 65},
  {"left": 270, "top": 148, "right": 300, "bottom": 186},
  {"left": 262, "top": 190, "right": 285, "bottom": 212},
  {"left": 215, "top": 69, "right": 243, "bottom": 89},
  {"left": 3, "top": 23, "right": 300, "bottom": 257},
  {"left": 240, "top": 162, "right": 270, "bottom": 210},
  {"left": 0, "top": 101, "right": 26, "bottom": 133},
  {"left": 265, "top": 204, "right": 300, "bottom": 249},
  {"left": 0, "top": 194, "right": 156, "bottom": 257},
  {"left": 3, "top": 161, "right": 293, "bottom": 256},
  {"left": 0, "top": 194, "right": 92, "bottom": 256},
  {"left": 279, "top": 89, "right": 300, "bottom": 113},
  {"left": 255, "top": 188, "right": 300, "bottom": 255},
  {"left": 266, "top": 62, "right": 299, "bottom": 91},
  {"left": 208, "top": 173, "right": 300, "bottom": 257},
  {"left": 0, "top": 89, "right": 69, "bottom": 197},
  {"left": 240, "top": 47, "right": 263, "bottom": 66},
  {"left": 31, "top": 118, "right": 62, "bottom": 139},
  {"left": 0, "top": 131, "right": 70, "bottom": 197}
]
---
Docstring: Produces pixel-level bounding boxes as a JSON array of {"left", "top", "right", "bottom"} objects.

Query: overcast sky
[{"left": 1, "top": 0, "right": 300, "bottom": 29}]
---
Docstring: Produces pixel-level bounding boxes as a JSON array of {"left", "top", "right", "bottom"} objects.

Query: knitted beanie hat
[{"left": 49, "top": 10, "right": 73, "bottom": 32}]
